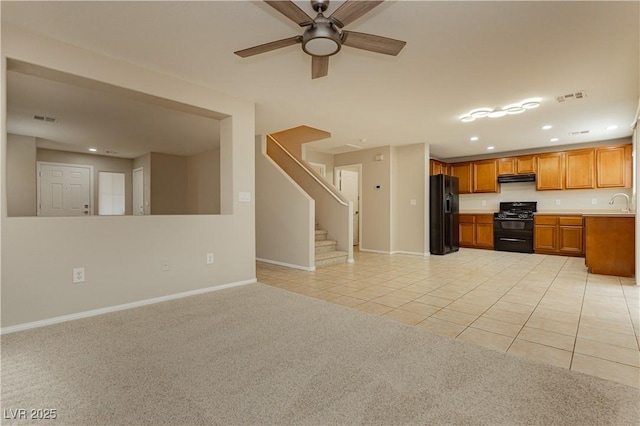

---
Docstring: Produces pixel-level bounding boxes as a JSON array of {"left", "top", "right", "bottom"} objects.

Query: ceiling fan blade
[
  {"left": 329, "top": 0, "right": 384, "bottom": 28},
  {"left": 312, "top": 56, "right": 329, "bottom": 79},
  {"left": 264, "top": 0, "right": 314, "bottom": 26},
  {"left": 234, "top": 36, "right": 302, "bottom": 58},
  {"left": 341, "top": 31, "right": 406, "bottom": 56}
]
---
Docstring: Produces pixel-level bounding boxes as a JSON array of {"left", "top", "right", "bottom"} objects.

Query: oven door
[{"left": 494, "top": 218, "right": 534, "bottom": 253}]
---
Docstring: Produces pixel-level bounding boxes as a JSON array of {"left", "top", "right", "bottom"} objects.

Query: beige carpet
[{"left": 1, "top": 283, "right": 639, "bottom": 425}]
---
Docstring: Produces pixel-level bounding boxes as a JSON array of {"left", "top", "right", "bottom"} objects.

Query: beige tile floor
[{"left": 257, "top": 248, "right": 640, "bottom": 388}]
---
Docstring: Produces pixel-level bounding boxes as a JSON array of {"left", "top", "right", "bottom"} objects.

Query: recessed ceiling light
[
  {"left": 487, "top": 110, "right": 507, "bottom": 118},
  {"left": 542, "top": 125, "right": 553, "bottom": 130},
  {"left": 470, "top": 136, "right": 479, "bottom": 141},
  {"left": 505, "top": 106, "right": 526, "bottom": 115},
  {"left": 606, "top": 125, "right": 618, "bottom": 130},
  {"left": 88, "top": 148, "right": 97, "bottom": 152},
  {"left": 550, "top": 138, "right": 559, "bottom": 142},
  {"left": 487, "top": 146, "right": 495, "bottom": 150},
  {"left": 469, "top": 108, "right": 492, "bottom": 119}
]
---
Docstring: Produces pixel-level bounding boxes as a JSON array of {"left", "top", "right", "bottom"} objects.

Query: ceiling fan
[{"left": 234, "top": 0, "right": 407, "bottom": 79}]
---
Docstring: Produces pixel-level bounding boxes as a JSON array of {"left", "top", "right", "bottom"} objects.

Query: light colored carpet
[{"left": 1, "top": 283, "right": 639, "bottom": 425}]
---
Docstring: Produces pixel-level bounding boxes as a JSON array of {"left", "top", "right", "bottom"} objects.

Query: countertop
[{"left": 459, "top": 210, "right": 636, "bottom": 217}]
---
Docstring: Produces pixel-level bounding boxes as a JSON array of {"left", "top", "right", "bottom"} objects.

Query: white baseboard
[
  {"left": 391, "top": 250, "right": 430, "bottom": 256},
  {"left": 358, "top": 248, "right": 392, "bottom": 254},
  {"left": 256, "top": 258, "right": 315, "bottom": 271},
  {"left": 0, "top": 278, "right": 257, "bottom": 335}
]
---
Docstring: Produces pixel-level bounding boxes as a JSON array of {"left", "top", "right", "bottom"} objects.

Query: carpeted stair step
[
  {"left": 315, "top": 239, "right": 338, "bottom": 254},
  {"left": 315, "top": 230, "right": 328, "bottom": 241},
  {"left": 315, "top": 250, "right": 348, "bottom": 267}
]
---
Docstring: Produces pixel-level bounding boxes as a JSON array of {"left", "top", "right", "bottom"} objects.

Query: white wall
[
  {"left": 6, "top": 133, "right": 36, "bottom": 216},
  {"left": 304, "top": 150, "right": 335, "bottom": 185},
  {"left": 1, "top": 27, "right": 256, "bottom": 329}
]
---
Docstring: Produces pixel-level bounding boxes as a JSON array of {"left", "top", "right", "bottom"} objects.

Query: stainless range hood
[{"left": 498, "top": 174, "right": 536, "bottom": 183}]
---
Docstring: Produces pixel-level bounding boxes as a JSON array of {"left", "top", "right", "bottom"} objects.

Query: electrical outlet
[
  {"left": 409, "top": 199, "right": 417, "bottom": 206},
  {"left": 73, "top": 267, "right": 85, "bottom": 284},
  {"left": 591, "top": 198, "right": 597, "bottom": 205},
  {"left": 555, "top": 199, "right": 561, "bottom": 206},
  {"left": 161, "top": 259, "right": 170, "bottom": 271},
  {"left": 482, "top": 200, "right": 487, "bottom": 207},
  {"left": 206, "top": 253, "right": 214, "bottom": 264}
]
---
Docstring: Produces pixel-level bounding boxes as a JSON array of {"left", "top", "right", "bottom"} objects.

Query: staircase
[{"left": 315, "top": 227, "right": 348, "bottom": 268}]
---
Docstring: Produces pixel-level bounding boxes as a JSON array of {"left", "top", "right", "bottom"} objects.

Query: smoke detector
[{"left": 556, "top": 91, "right": 587, "bottom": 103}]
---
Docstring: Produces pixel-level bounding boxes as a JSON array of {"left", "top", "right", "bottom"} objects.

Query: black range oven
[{"left": 494, "top": 201, "right": 537, "bottom": 253}]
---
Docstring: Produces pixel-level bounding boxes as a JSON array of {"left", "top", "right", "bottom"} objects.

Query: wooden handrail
[{"left": 267, "top": 135, "right": 348, "bottom": 207}]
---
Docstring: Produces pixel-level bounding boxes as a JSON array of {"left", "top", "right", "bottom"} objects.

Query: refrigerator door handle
[{"left": 444, "top": 194, "right": 452, "bottom": 213}]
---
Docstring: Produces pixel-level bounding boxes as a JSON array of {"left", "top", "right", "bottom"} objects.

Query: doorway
[
  {"left": 133, "top": 167, "right": 144, "bottom": 215},
  {"left": 37, "top": 162, "right": 93, "bottom": 216},
  {"left": 335, "top": 164, "right": 362, "bottom": 246}
]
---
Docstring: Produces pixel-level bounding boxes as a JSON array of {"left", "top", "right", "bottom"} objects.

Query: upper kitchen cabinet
[
  {"left": 473, "top": 159, "right": 499, "bottom": 193},
  {"left": 536, "top": 152, "right": 564, "bottom": 191},
  {"left": 516, "top": 156, "right": 536, "bottom": 174},
  {"left": 430, "top": 159, "right": 449, "bottom": 176},
  {"left": 450, "top": 162, "right": 472, "bottom": 194},
  {"left": 498, "top": 158, "right": 515, "bottom": 175},
  {"left": 596, "top": 145, "right": 632, "bottom": 188},
  {"left": 565, "top": 149, "right": 595, "bottom": 190}
]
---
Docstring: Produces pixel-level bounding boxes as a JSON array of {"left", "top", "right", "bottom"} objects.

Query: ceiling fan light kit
[
  {"left": 234, "top": 0, "right": 407, "bottom": 79},
  {"left": 460, "top": 98, "right": 542, "bottom": 122}
]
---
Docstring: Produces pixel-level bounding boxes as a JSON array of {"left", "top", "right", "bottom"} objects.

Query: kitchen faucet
[{"left": 608, "top": 193, "right": 630, "bottom": 213}]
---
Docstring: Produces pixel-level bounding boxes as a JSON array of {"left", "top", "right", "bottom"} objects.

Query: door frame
[
  {"left": 132, "top": 166, "right": 144, "bottom": 216},
  {"left": 334, "top": 163, "right": 362, "bottom": 247},
  {"left": 37, "top": 161, "right": 94, "bottom": 216}
]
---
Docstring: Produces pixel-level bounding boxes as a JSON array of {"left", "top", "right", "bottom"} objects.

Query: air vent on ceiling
[
  {"left": 33, "top": 115, "right": 58, "bottom": 123},
  {"left": 568, "top": 130, "right": 590, "bottom": 136},
  {"left": 556, "top": 91, "right": 587, "bottom": 103}
]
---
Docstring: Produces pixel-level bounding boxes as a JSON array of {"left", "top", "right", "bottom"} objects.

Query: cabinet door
[
  {"left": 534, "top": 225, "right": 557, "bottom": 251},
  {"left": 473, "top": 160, "right": 498, "bottom": 193},
  {"left": 430, "top": 160, "right": 443, "bottom": 176},
  {"left": 516, "top": 156, "right": 536, "bottom": 174},
  {"left": 559, "top": 226, "right": 583, "bottom": 254},
  {"left": 475, "top": 222, "right": 494, "bottom": 248},
  {"left": 565, "top": 149, "right": 595, "bottom": 189},
  {"left": 498, "top": 158, "right": 515, "bottom": 175},
  {"left": 596, "top": 145, "right": 630, "bottom": 188},
  {"left": 451, "top": 163, "right": 472, "bottom": 194},
  {"left": 536, "top": 153, "right": 564, "bottom": 190}
]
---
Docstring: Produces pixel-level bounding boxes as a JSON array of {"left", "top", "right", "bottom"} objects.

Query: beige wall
[
  {"left": 187, "top": 148, "right": 220, "bottom": 214},
  {"left": 255, "top": 136, "right": 315, "bottom": 269},
  {"left": 37, "top": 148, "right": 134, "bottom": 215},
  {"left": 335, "top": 146, "right": 391, "bottom": 253},
  {"left": 149, "top": 152, "right": 188, "bottom": 215},
  {"left": 1, "top": 27, "right": 256, "bottom": 328},
  {"left": 304, "top": 150, "right": 335, "bottom": 185},
  {"left": 391, "top": 144, "right": 428, "bottom": 255},
  {"left": 6, "top": 133, "right": 36, "bottom": 216}
]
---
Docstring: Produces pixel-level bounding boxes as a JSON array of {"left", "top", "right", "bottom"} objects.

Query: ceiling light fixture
[
  {"left": 606, "top": 125, "right": 618, "bottom": 130},
  {"left": 542, "top": 125, "right": 553, "bottom": 130},
  {"left": 470, "top": 136, "right": 479, "bottom": 141},
  {"left": 88, "top": 148, "right": 97, "bottom": 152},
  {"left": 487, "top": 146, "right": 495, "bottom": 150},
  {"left": 460, "top": 97, "right": 542, "bottom": 123},
  {"left": 550, "top": 138, "right": 559, "bottom": 142}
]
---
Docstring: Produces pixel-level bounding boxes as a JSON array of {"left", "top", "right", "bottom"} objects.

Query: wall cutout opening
[{"left": 6, "top": 59, "right": 230, "bottom": 217}]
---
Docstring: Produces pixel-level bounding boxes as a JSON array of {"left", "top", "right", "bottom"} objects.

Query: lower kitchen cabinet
[
  {"left": 459, "top": 214, "right": 494, "bottom": 249},
  {"left": 534, "top": 215, "right": 584, "bottom": 256},
  {"left": 584, "top": 216, "right": 635, "bottom": 277}
]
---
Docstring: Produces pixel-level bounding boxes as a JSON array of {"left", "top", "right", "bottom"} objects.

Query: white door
[
  {"left": 338, "top": 169, "right": 360, "bottom": 245},
  {"left": 38, "top": 163, "right": 92, "bottom": 217},
  {"left": 133, "top": 167, "right": 144, "bottom": 215}
]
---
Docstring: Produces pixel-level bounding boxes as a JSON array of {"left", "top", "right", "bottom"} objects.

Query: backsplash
[{"left": 459, "top": 182, "right": 635, "bottom": 212}]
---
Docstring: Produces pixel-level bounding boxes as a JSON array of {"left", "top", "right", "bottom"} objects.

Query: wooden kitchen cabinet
[
  {"left": 473, "top": 160, "right": 499, "bottom": 193},
  {"left": 459, "top": 214, "right": 494, "bottom": 249},
  {"left": 534, "top": 215, "right": 583, "bottom": 256},
  {"left": 536, "top": 153, "right": 565, "bottom": 191},
  {"left": 516, "top": 156, "right": 536, "bottom": 174},
  {"left": 584, "top": 216, "right": 635, "bottom": 277},
  {"left": 430, "top": 159, "right": 449, "bottom": 176},
  {"left": 565, "top": 149, "right": 595, "bottom": 189},
  {"left": 450, "top": 163, "right": 472, "bottom": 194},
  {"left": 498, "top": 158, "right": 515, "bottom": 175},
  {"left": 596, "top": 145, "right": 632, "bottom": 188}
]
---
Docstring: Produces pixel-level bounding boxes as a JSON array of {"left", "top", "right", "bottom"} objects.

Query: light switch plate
[{"left": 239, "top": 192, "right": 251, "bottom": 202}]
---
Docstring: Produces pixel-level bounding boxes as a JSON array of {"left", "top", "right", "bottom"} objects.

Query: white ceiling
[{"left": 2, "top": 1, "right": 638, "bottom": 160}]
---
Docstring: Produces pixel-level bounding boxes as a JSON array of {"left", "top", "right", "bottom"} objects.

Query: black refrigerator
[{"left": 430, "top": 174, "right": 459, "bottom": 255}]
